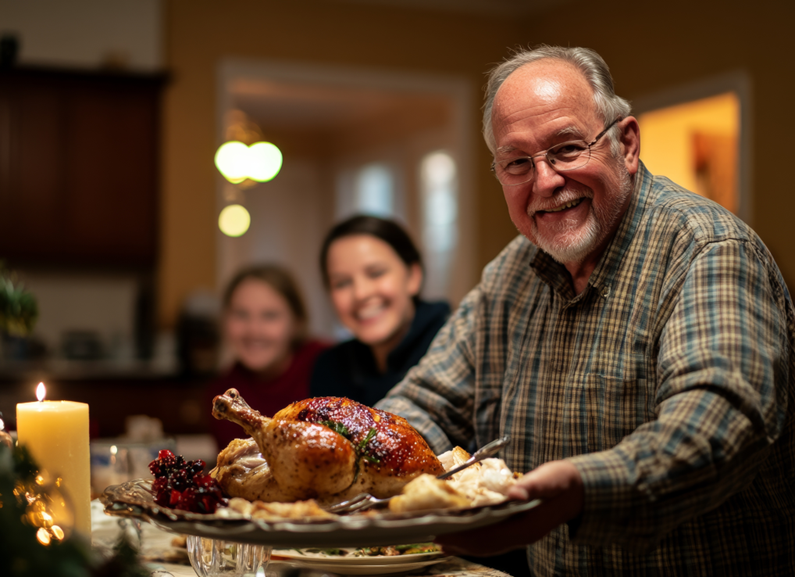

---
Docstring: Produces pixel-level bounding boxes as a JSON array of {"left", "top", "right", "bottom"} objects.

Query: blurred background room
[{"left": 0, "top": 0, "right": 793, "bottom": 488}]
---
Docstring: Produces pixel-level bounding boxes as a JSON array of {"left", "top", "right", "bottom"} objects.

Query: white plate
[
  {"left": 101, "top": 478, "right": 541, "bottom": 548},
  {"left": 269, "top": 558, "right": 447, "bottom": 575},
  {"left": 271, "top": 548, "right": 445, "bottom": 565},
  {"left": 270, "top": 550, "right": 449, "bottom": 576}
]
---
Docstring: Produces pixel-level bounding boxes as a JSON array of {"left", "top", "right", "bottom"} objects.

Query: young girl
[
  {"left": 208, "top": 265, "right": 328, "bottom": 449},
  {"left": 310, "top": 215, "right": 449, "bottom": 407}
]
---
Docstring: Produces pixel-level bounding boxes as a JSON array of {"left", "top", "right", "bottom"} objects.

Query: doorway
[
  {"left": 215, "top": 59, "right": 476, "bottom": 340},
  {"left": 633, "top": 70, "right": 751, "bottom": 223}
]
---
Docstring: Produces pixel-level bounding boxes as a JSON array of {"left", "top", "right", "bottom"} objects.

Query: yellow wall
[
  {"left": 160, "top": 0, "right": 795, "bottom": 327},
  {"left": 638, "top": 93, "right": 739, "bottom": 196}
]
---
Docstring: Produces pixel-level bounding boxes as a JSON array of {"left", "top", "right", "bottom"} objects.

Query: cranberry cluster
[{"left": 149, "top": 449, "right": 226, "bottom": 514}]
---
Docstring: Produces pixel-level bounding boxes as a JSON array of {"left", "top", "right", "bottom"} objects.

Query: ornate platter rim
[{"left": 100, "top": 479, "right": 541, "bottom": 548}]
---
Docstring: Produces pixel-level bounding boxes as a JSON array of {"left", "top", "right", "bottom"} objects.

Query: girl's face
[
  {"left": 326, "top": 234, "right": 422, "bottom": 355},
  {"left": 224, "top": 278, "right": 297, "bottom": 376}
]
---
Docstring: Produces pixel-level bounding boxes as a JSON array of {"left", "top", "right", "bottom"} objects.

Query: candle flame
[{"left": 36, "top": 382, "right": 46, "bottom": 402}]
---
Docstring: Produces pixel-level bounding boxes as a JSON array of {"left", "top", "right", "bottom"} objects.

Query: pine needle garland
[{"left": 0, "top": 443, "right": 148, "bottom": 577}]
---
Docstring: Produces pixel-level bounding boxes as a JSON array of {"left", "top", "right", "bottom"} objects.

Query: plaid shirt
[{"left": 377, "top": 163, "right": 795, "bottom": 576}]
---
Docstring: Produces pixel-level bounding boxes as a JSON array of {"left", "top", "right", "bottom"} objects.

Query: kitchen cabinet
[{"left": 0, "top": 67, "right": 166, "bottom": 268}]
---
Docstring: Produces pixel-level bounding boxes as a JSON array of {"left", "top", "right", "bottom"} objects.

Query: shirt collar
[
  {"left": 530, "top": 161, "right": 655, "bottom": 302},
  {"left": 587, "top": 162, "right": 653, "bottom": 295}
]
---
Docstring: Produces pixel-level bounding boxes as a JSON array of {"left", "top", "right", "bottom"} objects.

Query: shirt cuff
[{"left": 565, "top": 451, "right": 661, "bottom": 551}]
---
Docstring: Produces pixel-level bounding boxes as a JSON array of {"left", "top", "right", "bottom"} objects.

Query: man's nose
[{"left": 532, "top": 159, "right": 565, "bottom": 197}]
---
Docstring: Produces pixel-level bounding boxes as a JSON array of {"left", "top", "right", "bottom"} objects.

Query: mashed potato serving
[{"left": 389, "top": 446, "right": 520, "bottom": 513}]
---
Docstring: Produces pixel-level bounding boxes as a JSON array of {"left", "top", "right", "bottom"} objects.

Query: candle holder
[{"left": 186, "top": 536, "right": 270, "bottom": 577}]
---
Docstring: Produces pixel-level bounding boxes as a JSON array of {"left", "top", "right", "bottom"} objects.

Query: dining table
[{"left": 91, "top": 500, "right": 514, "bottom": 577}]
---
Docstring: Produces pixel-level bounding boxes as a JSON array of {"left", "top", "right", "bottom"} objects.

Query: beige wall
[{"left": 160, "top": 0, "right": 795, "bottom": 327}]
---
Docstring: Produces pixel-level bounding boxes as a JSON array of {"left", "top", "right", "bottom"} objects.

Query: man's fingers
[
  {"left": 507, "top": 484, "right": 530, "bottom": 501},
  {"left": 434, "top": 461, "right": 585, "bottom": 557},
  {"left": 509, "top": 461, "right": 583, "bottom": 501}
]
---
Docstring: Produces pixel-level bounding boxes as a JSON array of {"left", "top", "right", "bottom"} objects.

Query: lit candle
[{"left": 16, "top": 383, "right": 91, "bottom": 538}]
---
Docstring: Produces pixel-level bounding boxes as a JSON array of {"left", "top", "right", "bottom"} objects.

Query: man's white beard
[{"left": 532, "top": 163, "right": 633, "bottom": 265}]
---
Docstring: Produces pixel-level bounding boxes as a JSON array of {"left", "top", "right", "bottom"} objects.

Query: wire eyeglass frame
[{"left": 492, "top": 117, "right": 622, "bottom": 186}]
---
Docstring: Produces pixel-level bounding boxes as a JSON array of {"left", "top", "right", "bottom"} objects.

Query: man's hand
[{"left": 435, "top": 460, "right": 584, "bottom": 557}]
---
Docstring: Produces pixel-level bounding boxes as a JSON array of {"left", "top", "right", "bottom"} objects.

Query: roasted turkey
[{"left": 210, "top": 389, "right": 444, "bottom": 504}]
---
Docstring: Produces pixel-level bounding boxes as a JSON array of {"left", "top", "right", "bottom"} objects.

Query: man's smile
[
  {"left": 538, "top": 197, "right": 584, "bottom": 214},
  {"left": 531, "top": 196, "right": 588, "bottom": 220}
]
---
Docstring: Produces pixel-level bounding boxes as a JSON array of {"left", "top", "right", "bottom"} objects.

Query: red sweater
[{"left": 207, "top": 339, "right": 329, "bottom": 450}]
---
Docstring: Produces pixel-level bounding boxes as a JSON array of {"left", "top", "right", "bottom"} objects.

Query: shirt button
[{"left": 601, "top": 285, "right": 611, "bottom": 298}]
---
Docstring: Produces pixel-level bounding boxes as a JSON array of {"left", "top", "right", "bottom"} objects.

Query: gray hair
[{"left": 482, "top": 45, "right": 632, "bottom": 156}]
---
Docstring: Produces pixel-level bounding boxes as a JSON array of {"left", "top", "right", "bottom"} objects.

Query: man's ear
[{"left": 619, "top": 116, "right": 640, "bottom": 176}]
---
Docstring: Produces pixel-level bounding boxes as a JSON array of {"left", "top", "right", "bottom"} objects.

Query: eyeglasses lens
[{"left": 495, "top": 141, "right": 590, "bottom": 186}]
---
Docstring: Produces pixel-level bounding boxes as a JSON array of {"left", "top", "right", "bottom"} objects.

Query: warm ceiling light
[
  {"left": 218, "top": 204, "right": 251, "bottom": 237},
  {"left": 214, "top": 141, "right": 283, "bottom": 184},
  {"left": 214, "top": 141, "right": 249, "bottom": 183},
  {"left": 247, "top": 142, "right": 283, "bottom": 182}
]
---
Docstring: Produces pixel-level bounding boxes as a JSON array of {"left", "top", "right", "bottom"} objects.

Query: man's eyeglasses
[{"left": 491, "top": 117, "right": 622, "bottom": 187}]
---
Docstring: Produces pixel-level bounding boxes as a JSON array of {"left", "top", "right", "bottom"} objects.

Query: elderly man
[{"left": 376, "top": 45, "right": 794, "bottom": 576}]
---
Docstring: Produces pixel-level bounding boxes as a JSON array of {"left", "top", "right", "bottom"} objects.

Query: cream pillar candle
[{"left": 16, "top": 383, "right": 91, "bottom": 538}]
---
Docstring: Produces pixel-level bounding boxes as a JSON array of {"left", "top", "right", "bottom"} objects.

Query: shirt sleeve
[
  {"left": 376, "top": 285, "right": 483, "bottom": 455},
  {"left": 567, "top": 238, "right": 792, "bottom": 551}
]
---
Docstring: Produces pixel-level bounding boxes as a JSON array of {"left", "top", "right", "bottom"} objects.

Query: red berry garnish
[
  {"left": 187, "top": 460, "right": 205, "bottom": 478},
  {"left": 148, "top": 450, "right": 226, "bottom": 513}
]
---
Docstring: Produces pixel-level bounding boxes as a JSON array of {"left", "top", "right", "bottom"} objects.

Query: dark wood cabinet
[
  {"left": 0, "top": 67, "right": 165, "bottom": 268},
  {"left": 0, "top": 374, "right": 211, "bottom": 438}
]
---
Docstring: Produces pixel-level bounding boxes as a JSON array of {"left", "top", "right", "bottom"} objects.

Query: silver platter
[{"left": 101, "top": 478, "right": 541, "bottom": 548}]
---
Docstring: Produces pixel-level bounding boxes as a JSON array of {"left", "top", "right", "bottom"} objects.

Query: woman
[
  {"left": 310, "top": 215, "right": 450, "bottom": 407},
  {"left": 207, "top": 265, "right": 328, "bottom": 449}
]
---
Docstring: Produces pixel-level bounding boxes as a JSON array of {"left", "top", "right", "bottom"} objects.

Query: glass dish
[{"left": 186, "top": 536, "right": 270, "bottom": 577}]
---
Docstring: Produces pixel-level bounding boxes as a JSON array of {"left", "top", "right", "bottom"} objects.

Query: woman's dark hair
[
  {"left": 319, "top": 215, "right": 423, "bottom": 303},
  {"left": 222, "top": 264, "right": 309, "bottom": 346}
]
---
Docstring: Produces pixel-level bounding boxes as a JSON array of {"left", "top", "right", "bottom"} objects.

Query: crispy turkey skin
[{"left": 211, "top": 389, "right": 444, "bottom": 503}]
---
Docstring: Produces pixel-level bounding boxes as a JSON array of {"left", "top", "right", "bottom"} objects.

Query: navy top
[{"left": 309, "top": 300, "right": 450, "bottom": 407}]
